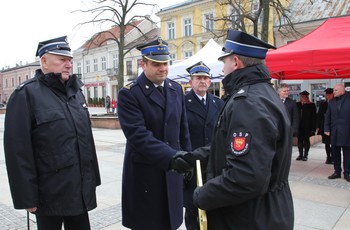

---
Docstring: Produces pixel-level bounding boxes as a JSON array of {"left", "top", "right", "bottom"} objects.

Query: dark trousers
[
  {"left": 332, "top": 146, "right": 350, "bottom": 175},
  {"left": 297, "top": 136, "right": 310, "bottom": 157},
  {"left": 36, "top": 212, "right": 91, "bottom": 230},
  {"left": 185, "top": 208, "right": 199, "bottom": 230}
]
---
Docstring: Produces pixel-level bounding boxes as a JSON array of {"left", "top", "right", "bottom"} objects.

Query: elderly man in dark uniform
[
  {"left": 192, "top": 30, "right": 294, "bottom": 229},
  {"left": 296, "top": 90, "right": 317, "bottom": 161},
  {"left": 183, "top": 61, "right": 224, "bottom": 230},
  {"left": 316, "top": 88, "right": 334, "bottom": 164},
  {"left": 325, "top": 84, "right": 350, "bottom": 181},
  {"left": 4, "top": 36, "right": 101, "bottom": 230},
  {"left": 117, "top": 37, "right": 192, "bottom": 230}
]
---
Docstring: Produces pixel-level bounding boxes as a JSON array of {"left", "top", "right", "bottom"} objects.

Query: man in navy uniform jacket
[
  {"left": 183, "top": 61, "right": 224, "bottom": 230},
  {"left": 118, "top": 37, "right": 192, "bottom": 230}
]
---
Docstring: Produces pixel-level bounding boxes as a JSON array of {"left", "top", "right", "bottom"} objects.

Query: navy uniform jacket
[
  {"left": 324, "top": 93, "right": 350, "bottom": 146},
  {"left": 117, "top": 72, "right": 191, "bottom": 230},
  {"left": 184, "top": 89, "right": 224, "bottom": 207},
  {"left": 296, "top": 101, "right": 317, "bottom": 138},
  {"left": 317, "top": 100, "right": 331, "bottom": 144},
  {"left": 193, "top": 65, "right": 294, "bottom": 230}
]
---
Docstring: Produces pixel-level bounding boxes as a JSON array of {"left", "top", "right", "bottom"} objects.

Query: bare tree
[{"left": 74, "top": 0, "right": 157, "bottom": 91}]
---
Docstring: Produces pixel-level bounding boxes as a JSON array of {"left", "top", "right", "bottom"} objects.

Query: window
[
  {"left": 229, "top": 7, "right": 240, "bottom": 29},
  {"left": 126, "top": 61, "right": 132, "bottom": 75},
  {"left": 167, "top": 22, "right": 175, "bottom": 40},
  {"left": 12, "top": 78, "right": 14, "bottom": 87},
  {"left": 77, "top": 62, "right": 81, "bottom": 74},
  {"left": 18, "top": 76, "right": 21, "bottom": 84},
  {"left": 5, "top": 79, "right": 8, "bottom": 88},
  {"left": 101, "top": 56, "right": 107, "bottom": 70},
  {"left": 184, "top": 51, "right": 192, "bottom": 59},
  {"left": 86, "top": 60, "right": 90, "bottom": 73},
  {"left": 204, "top": 13, "right": 214, "bottom": 32},
  {"left": 26, "top": 74, "right": 29, "bottom": 80},
  {"left": 169, "top": 54, "right": 176, "bottom": 65},
  {"left": 94, "top": 87, "right": 98, "bottom": 98},
  {"left": 113, "top": 54, "right": 118, "bottom": 69},
  {"left": 184, "top": 18, "right": 192, "bottom": 37},
  {"left": 93, "top": 58, "right": 98, "bottom": 72}
]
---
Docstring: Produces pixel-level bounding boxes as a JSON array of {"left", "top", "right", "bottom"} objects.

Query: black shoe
[
  {"left": 296, "top": 156, "right": 302, "bottom": 161},
  {"left": 302, "top": 157, "right": 308, "bottom": 161},
  {"left": 344, "top": 174, "right": 350, "bottom": 182},
  {"left": 325, "top": 160, "right": 333, "bottom": 164},
  {"left": 328, "top": 173, "right": 341, "bottom": 179}
]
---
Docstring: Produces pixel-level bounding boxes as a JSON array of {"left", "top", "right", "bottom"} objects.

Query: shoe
[
  {"left": 302, "top": 157, "right": 308, "bottom": 161},
  {"left": 328, "top": 173, "right": 341, "bottom": 179},
  {"left": 296, "top": 156, "right": 302, "bottom": 161},
  {"left": 344, "top": 174, "right": 350, "bottom": 182},
  {"left": 325, "top": 160, "right": 333, "bottom": 164}
]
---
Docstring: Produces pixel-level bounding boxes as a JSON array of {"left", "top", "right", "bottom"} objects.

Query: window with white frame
[
  {"left": 26, "top": 74, "right": 29, "bottom": 80},
  {"left": 86, "top": 60, "right": 90, "bottom": 73},
  {"left": 204, "top": 12, "right": 214, "bottom": 32},
  {"left": 113, "top": 54, "right": 118, "bottom": 69},
  {"left": 126, "top": 61, "right": 132, "bottom": 75},
  {"left": 93, "top": 58, "right": 98, "bottom": 72},
  {"left": 183, "top": 18, "right": 192, "bottom": 37},
  {"left": 167, "top": 22, "right": 175, "bottom": 40},
  {"left": 184, "top": 51, "right": 192, "bottom": 59},
  {"left": 229, "top": 7, "right": 240, "bottom": 29},
  {"left": 77, "top": 62, "right": 81, "bottom": 74},
  {"left": 101, "top": 56, "right": 107, "bottom": 70},
  {"left": 169, "top": 54, "right": 176, "bottom": 65},
  {"left": 18, "top": 76, "right": 21, "bottom": 84}
]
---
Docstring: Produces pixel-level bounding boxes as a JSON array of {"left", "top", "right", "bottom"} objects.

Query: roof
[
  {"left": 81, "top": 19, "right": 144, "bottom": 50},
  {"left": 124, "top": 28, "right": 160, "bottom": 50},
  {"left": 285, "top": 0, "right": 350, "bottom": 24}
]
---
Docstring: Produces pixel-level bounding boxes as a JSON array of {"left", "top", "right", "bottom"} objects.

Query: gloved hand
[{"left": 169, "top": 151, "right": 193, "bottom": 173}]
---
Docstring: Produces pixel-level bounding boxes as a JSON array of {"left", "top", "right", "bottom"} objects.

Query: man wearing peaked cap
[
  {"left": 192, "top": 30, "right": 294, "bottom": 229},
  {"left": 117, "top": 37, "right": 192, "bottom": 229},
  {"left": 183, "top": 61, "right": 224, "bottom": 230},
  {"left": 4, "top": 36, "right": 100, "bottom": 229}
]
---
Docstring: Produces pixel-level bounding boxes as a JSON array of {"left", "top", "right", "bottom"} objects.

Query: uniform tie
[
  {"left": 201, "top": 98, "right": 206, "bottom": 106},
  {"left": 157, "top": 86, "right": 164, "bottom": 96}
]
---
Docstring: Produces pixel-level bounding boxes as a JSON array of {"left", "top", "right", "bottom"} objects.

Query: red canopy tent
[{"left": 266, "top": 16, "right": 350, "bottom": 80}]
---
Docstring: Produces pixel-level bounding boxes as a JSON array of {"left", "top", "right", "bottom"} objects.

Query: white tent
[{"left": 168, "top": 39, "right": 224, "bottom": 82}]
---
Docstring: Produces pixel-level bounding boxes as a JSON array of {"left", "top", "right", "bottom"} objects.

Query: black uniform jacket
[
  {"left": 316, "top": 100, "right": 331, "bottom": 144},
  {"left": 324, "top": 93, "right": 350, "bottom": 146},
  {"left": 284, "top": 97, "right": 299, "bottom": 137},
  {"left": 193, "top": 64, "right": 294, "bottom": 230},
  {"left": 296, "top": 101, "right": 317, "bottom": 138},
  {"left": 117, "top": 73, "right": 191, "bottom": 230},
  {"left": 184, "top": 89, "right": 223, "bottom": 208},
  {"left": 4, "top": 70, "right": 101, "bottom": 216}
]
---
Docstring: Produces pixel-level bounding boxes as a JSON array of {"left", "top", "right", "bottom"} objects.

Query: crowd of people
[{"left": 3, "top": 31, "right": 349, "bottom": 230}]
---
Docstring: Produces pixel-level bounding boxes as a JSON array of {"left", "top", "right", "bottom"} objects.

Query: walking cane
[
  {"left": 27, "top": 211, "right": 30, "bottom": 230},
  {"left": 196, "top": 160, "right": 207, "bottom": 230}
]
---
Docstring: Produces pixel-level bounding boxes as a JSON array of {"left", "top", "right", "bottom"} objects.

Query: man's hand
[
  {"left": 325, "top": 131, "right": 330, "bottom": 136},
  {"left": 26, "top": 207, "right": 37, "bottom": 213},
  {"left": 169, "top": 151, "right": 193, "bottom": 173}
]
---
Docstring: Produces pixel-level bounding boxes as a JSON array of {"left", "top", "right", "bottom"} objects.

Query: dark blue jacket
[
  {"left": 324, "top": 92, "right": 350, "bottom": 146},
  {"left": 184, "top": 89, "right": 223, "bottom": 208},
  {"left": 118, "top": 73, "right": 191, "bottom": 230}
]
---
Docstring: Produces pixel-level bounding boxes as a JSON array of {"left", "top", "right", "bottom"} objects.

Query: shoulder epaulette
[
  {"left": 16, "top": 78, "right": 37, "bottom": 91},
  {"left": 232, "top": 86, "right": 249, "bottom": 99},
  {"left": 124, "top": 81, "right": 136, "bottom": 90}
]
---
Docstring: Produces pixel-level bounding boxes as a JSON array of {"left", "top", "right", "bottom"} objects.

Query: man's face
[
  {"left": 278, "top": 87, "right": 289, "bottom": 99},
  {"left": 325, "top": 93, "right": 334, "bottom": 101},
  {"left": 189, "top": 75, "right": 211, "bottom": 96},
  {"left": 221, "top": 55, "right": 237, "bottom": 76},
  {"left": 333, "top": 85, "right": 345, "bottom": 97},
  {"left": 141, "top": 59, "right": 168, "bottom": 85},
  {"left": 41, "top": 54, "right": 72, "bottom": 81}
]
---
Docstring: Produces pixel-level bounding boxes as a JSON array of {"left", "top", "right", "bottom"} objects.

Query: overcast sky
[{"left": 0, "top": 0, "right": 184, "bottom": 68}]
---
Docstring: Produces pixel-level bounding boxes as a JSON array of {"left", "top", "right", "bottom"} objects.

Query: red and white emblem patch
[{"left": 231, "top": 131, "right": 251, "bottom": 156}]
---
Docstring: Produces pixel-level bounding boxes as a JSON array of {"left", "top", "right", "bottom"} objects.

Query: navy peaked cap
[
  {"left": 137, "top": 37, "right": 171, "bottom": 63},
  {"left": 300, "top": 90, "right": 310, "bottom": 96},
  {"left": 186, "top": 61, "right": 211, "bottom": 77},
  {"left": 36, "top": 36, "right": 72, "bottom": 58},
  {"left": 218, "top": 30, "right": 276, "bottom": 60}
]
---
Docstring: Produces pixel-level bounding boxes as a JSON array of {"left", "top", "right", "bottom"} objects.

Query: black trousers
[
  {"left": 332, "top": 146, "right": 350, "bottom": 175},
  {"left": 36, "top": 212, "right": 91, "bottom": 230}
]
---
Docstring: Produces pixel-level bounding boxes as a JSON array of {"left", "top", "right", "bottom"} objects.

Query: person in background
[
  {"left": 4, "top": 36, "right": 101, "bottom": 230},
  {"left": 105, "top": 95, "right": 111, "bottom": 113},
  {"left": 324, "top": 84, "right": 350, "bottom": 181},
  {"left": 111, "top": 98, "right": 117, "bottom": 114},
  {"left": 296, "top": 90, "right": 317, "bottom": 161},
  {"left": 316, "top": 88, "right": 334, "bottom": 164},
  {"left": 277, "top": 83, "right": 299, "bottom": 137},
  {"left": 117, "top": 37, "right": 193, "bottom": 230},
  {"left": 192, "top": 30, "right": 294, "bottom": 230},
  {"left": 183, "top": 61, "right": 224, "bottom": 230}
]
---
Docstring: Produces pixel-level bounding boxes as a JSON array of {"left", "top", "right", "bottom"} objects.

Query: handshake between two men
[{"left": 169, "top": 146, "right": 210, "bottom": 174}]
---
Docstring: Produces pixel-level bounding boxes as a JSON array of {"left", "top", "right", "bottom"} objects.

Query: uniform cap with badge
[
  {"left": 137, "top": 37, "right": 171, "bottom": 63},
  {"left": 324, "top": 88, "right": 333, "bottom": 94},
  {"left": 36, "top": 36, "right": 73, "bottom": 58},
  {"left": 299, "top": 90, "right": 310, "bottom": 96},
  {"left": 186, "top": 61, "right": 211, "bottom": 77},
  {"left": 218, "top": 30, "right": 276, "bottom": 61}
]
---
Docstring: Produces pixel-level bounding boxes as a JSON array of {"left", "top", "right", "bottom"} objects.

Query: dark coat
[
  {"left": 193, "top": 64, "right": 294, "bottom": 230},
  {"left": 117, "top": 73, "right": 191, "bottom": 230},
  {"left": 324, "top": 93, "right": 350, "bottom": 146},
  {"left": 316, "top": 100, "right": 331, "bottom": 144},
  {"left": 296, "top": 101, "right": 317, "bottom": 138},
  {"left": 284, "top": 97, "right": 299, "bottom": 137},
  {"left": 184, "top": 89, "right": 224, "bottom": 207},
  {"left": 4, "top": 70, "right": 101, "bottom": 216}
]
